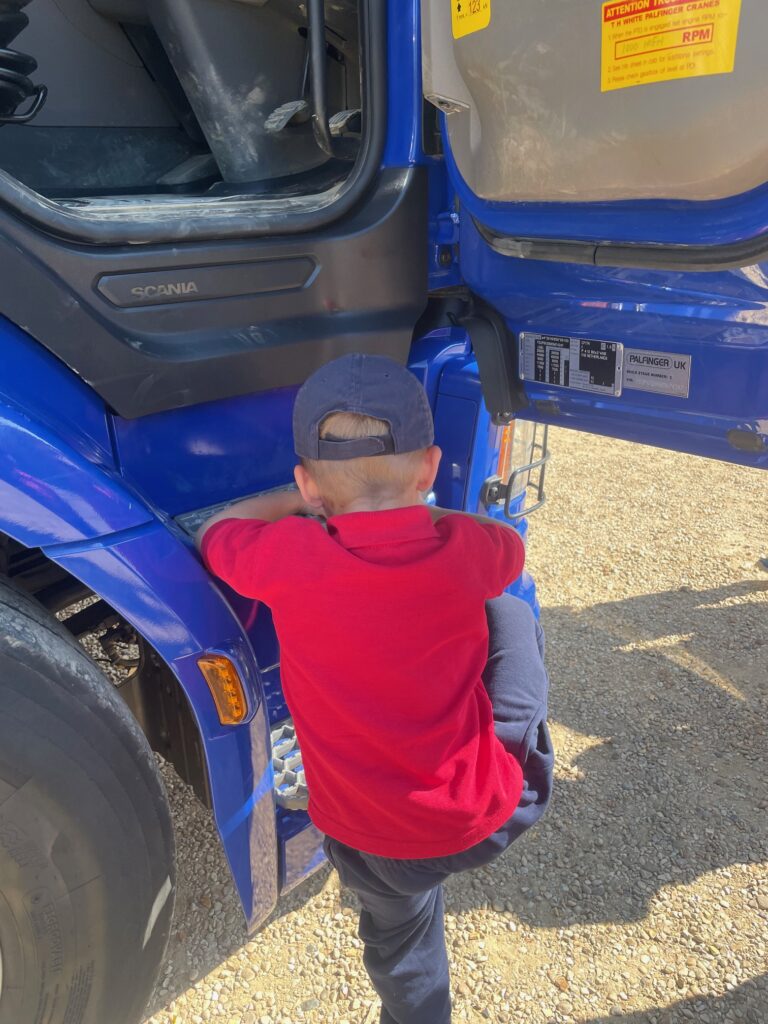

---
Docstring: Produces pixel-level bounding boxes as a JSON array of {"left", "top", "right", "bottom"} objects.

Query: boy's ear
[
  {"left": 416, "top": 445, "right": 442, "bottom": 492},
  {"left": 294, "top": 464, "right": 325, "bottom": 510}
]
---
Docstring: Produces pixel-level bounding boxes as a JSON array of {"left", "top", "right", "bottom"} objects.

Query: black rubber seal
[
  {"left": 0, "top": 0, "right": 386, "bottom": 246},
  {"left": 475, "top": 218, "right": 768, "bottom": 273}
]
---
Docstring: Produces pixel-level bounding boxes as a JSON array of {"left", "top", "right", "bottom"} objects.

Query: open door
[{"left": 423, "top": 0, "right": 768, "bottom": 468}]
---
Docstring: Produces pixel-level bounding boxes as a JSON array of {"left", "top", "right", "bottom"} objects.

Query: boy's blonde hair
[{"left": 303, "top": 412, "right": 426, "bottom": 511}]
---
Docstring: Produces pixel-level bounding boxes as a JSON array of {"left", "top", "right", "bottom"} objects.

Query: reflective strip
[{"left": 142, "top": 876, "right": 173, "bottom": 949}]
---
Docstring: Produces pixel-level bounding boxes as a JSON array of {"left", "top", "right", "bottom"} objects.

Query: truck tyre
[{"left": 0, "top": 579, "right": 175, "bottom": 1024}]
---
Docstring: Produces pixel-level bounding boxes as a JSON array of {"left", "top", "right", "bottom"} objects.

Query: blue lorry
[{"left": 0, "top": 1, "right": 765, "bottom": 1021}]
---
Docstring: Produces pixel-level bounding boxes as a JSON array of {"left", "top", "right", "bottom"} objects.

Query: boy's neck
[{"left": 329, "top": 491, "right": 424, "bottom": 517}]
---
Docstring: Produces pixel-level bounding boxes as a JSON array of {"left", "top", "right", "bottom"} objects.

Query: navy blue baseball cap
[{"left": 293, "top": 353, "right": 434, "bottom": 461}]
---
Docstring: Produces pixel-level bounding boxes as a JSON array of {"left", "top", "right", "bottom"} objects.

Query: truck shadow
[
  {"left": 144, "top": 769, "right": 335, "bottom": 1015},
  {"left": 580, "top": 973, "right": 766, "bottom": 1024}
]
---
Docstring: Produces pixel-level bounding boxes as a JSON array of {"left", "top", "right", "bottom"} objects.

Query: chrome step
[{"left": 271, "top": 719, "right": 308, "bottom": 811}]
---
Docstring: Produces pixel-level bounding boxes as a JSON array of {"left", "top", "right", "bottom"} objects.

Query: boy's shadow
[{"left": 438, "top": 580, "right": 768, "bottom": 929}]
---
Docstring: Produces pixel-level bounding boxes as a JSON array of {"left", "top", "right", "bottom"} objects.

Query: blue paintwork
[
  {"left": 113, "top": 387, "right": 298, "bottom": 516},
  {"left": 456, "top": 218, "right": 768, "bottom": 467},
  {"left": 0, "top": 315, "right": 114, "bottom": 467},
  {"left": 154, "top": 559, "right": 325, "bottom": 892},
  {"left": 409, "top": 327, "right": 471, "bottom": 409},
  {"left": 0, "top": 368, "right": 279, "bottom": 927},
  {"left": 382, "top": 0, "right": 423, "bottom": 169},
  {"left": 0, "top": 405, "right": 151, "bottom": 549},
  {"left": 0, "top": 317, "right": 149, "bottom": 547},
  {"left": 433, "top": 21, "right": 768, "bottom": 466},
  {"left": 427, "top": 161, "right": 463, "bottom": 290},
  {"left": 382, "top": 0, "right": 461, "bottom": 289},
  {"left": 282, "top": 822, "right": 327, "bottom": 892},
  {"left": 395, "top": 331, "right": 537, "bottom": 601}
]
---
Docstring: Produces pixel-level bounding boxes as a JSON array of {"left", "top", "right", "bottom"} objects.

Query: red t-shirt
[{"left": 202, "top": 505, "right": 526, "bottom": 858}]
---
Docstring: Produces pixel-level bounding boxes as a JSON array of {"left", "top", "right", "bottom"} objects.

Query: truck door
[{"left": 423, "top": 0, "right": 768, "bottom": 468}]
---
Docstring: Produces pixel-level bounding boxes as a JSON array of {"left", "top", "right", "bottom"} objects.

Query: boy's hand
[{"left": 195, "top": 487, "right": 321, "bottom": 550}]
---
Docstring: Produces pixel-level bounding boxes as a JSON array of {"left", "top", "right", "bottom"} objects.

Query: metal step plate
[{"left": 271, "top": 718, "right": 308, "bottom": 811}]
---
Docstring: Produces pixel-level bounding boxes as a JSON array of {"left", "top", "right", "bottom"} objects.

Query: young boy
[{"left": 197, "top": 353, "right": 553, "bottom": 1024}]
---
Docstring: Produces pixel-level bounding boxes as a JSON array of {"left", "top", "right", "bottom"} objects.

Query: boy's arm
[
  {"left": 428, "top": 504, "right": 525, "bottom": 592},
  {"left": 194, "top": 489, "right": 310, "bottom": 551}
]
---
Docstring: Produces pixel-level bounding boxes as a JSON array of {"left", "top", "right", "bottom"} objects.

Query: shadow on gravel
[
  {"left": 147, "top": 579, "right": 767, "bottom": 1019},
  {"left": 473, "top": 579, "right": 768, "bottom": 929},
  {"left": 144, "top": 760, "right": 336, "bottom": 1017},
  {"left": 583, "top": 973, "right": 767, "bottom": 1024}
]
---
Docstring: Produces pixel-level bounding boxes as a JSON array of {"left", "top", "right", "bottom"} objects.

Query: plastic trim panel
[{"left": 0, "top": 168, "right": 427, "bottom": 418}]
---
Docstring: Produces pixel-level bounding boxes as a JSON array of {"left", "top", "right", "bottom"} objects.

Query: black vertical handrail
[{"left": 307, "top": 0, "right": 334, "bottom": 156}]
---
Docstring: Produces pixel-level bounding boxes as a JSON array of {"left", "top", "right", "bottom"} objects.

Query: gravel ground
[{"left": 144, "top": 428, "right": 768, "bottom": 1024}]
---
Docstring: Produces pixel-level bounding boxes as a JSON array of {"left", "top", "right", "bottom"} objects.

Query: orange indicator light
[
  {"left": 496, "top": 424, "right": 515, "bottom": 479},
  {"left": 198, "top": 655, "right": 248, "bottom": 725}
]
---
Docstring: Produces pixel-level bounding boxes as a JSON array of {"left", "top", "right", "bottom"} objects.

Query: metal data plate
[
  {"left": 175, "top": 484, "right": 298, "bottom": 536},
  {"left": 520, "top": 333, "right": 624, "bottom": 397}
]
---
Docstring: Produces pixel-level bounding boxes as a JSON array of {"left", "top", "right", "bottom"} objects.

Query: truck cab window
[{"left": 0, "top": 0, "right": 363, "bottom": 204}]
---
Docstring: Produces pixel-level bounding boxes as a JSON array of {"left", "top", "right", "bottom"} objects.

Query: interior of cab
[{"left": 0, "top": 0, "right": 364, "bottom": 204}]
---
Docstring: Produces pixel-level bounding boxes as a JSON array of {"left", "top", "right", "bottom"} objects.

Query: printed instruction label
[
  {"left": 452, "top": 0, "right": 491, "bottom": 39},
  {"left": 601, "top": 0, "right": 742, "bottom": 92},
  {"left": 623, "top": 348, "right": 692, "bottom": 397},
  {"left": 519, "top": 333, "right": 624, "bottom": 397}
]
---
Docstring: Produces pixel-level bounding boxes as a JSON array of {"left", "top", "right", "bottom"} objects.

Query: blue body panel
[
  {"left": 419, "top": 331, "right": 538, "bottom": 611},
  {"left": 0, "top": 330, "right": 150, "bottom": 547},
  {"left": 382, "top": 0, "right": 423, "bottom": 170},
  {"left": 0, "top": 317, "right": 113, "bottom": 465},
  {"left": 113, "top": 387, "right": 298, "bottom": 516},
  {"left": 0, "top": 408, "right": 148, "bottom": 546},
  {"left": 460, "top": 219, "right": 768, "bottom": 467},
  {"left": 434, "top": 17, "right": 768, "bottom": 465}
]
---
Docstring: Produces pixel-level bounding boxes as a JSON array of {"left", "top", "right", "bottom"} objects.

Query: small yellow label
[
  {"left": 452, "top": 0, "right": 491, "bottom": 39},
  {"left": 601, "top": 0, "right": 742, "bottom": 93}
]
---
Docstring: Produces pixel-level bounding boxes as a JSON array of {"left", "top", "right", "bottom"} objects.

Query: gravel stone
[{"left": 145, "top": 430, "right": 768, "bottom": 1023}]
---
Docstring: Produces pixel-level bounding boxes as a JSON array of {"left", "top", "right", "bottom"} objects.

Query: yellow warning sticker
[
  {"left": 452, "top": 0, "right": 491, "bottom": 40},
  {"left": 601, "top": 0, "right": 742, "bottom": 92}
]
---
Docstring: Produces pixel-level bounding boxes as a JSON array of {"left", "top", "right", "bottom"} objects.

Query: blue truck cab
[{"left": 0, "top": 2, "right": 765, "bottom": 1022}]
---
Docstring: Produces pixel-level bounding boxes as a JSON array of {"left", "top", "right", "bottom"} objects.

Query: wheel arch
[{"left": 0, "top": 400, "right": 278, "bottom": 930}]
